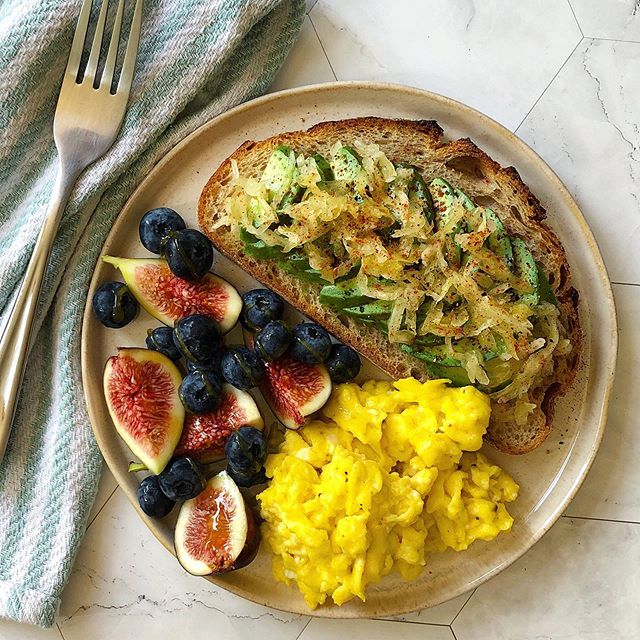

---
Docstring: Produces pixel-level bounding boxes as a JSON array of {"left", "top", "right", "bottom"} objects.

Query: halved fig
[
  {"left": 175, "top": 384, "right": 264, "bottom": 463},
  {"left": 102, "top": 256, "right": 242, "bottom": 333},
  {"left": 245, "top": 331, "right": 332, "bottom": 429},
  {"left": 175, "top": 471, "right": 257, "bottom": 575},
  {"left": 103, "top": 348, "right": 184, "bottom": 474}
]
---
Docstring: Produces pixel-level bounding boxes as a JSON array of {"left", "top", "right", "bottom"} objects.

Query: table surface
[{"left": 3, "top": 1, "right": 639, "bottom": 639}]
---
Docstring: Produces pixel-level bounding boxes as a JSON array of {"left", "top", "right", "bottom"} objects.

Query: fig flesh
[
  {"left": 103, "top": 348, "right": 184, "bottom": 474},
  {"left": 175, "top": 384, "right": 263, "bottom": 463},
  {"left": 244, "top": 332, "right": 331, "bottom": 430},
  {"left": 102, "top": 256, "right": 242, "bottom": 333},
  {"left": 175, "top": 471, "right": 257, "bottom": 575}
]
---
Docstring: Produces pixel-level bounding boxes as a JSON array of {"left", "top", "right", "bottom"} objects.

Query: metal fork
[{"left": 0, "top": 0, "right": 143, "bottom": 462}]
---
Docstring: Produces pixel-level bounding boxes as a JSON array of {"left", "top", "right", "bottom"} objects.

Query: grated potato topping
[{"left": 218, "top": 141, "right": 571, "bottom": 404}]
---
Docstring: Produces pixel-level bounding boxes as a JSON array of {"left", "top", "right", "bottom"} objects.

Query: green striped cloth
[{"left": 0, "top": 0, "right": 304, "bottom": 627}]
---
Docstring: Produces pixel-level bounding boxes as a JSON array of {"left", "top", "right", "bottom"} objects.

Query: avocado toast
[{"left": 197, "top": 117, "right": 581, "bottom": 454}]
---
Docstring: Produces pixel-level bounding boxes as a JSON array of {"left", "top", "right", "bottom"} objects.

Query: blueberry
[
  {"left": 186, "top": 358, "right": 221, "bottom": 377},
  {"left": 158, "top": 457, "right": 206, "bottom": 501},
  {"left": 220, "top": 347, "right": 264, "bottom": 390},
  {"left": 225, "top": 426, "right": 267, "bottom": 474},
  {"left": 241, "top": 289, "right": 284, "bottom": 331},
  {"left": 146, "top": 326, "right": 181, "bottom": 361},
  {"left": 137, "top": 476, "right": 175, "bottom": 517},
  {"left": 254, "top": 320, "right": 291, "bottom": 361},
  {"left": 163, "top": 229, "right": 214, "bottom": 281},
  {"left": 173, "top": 314, "right": 221, "bottom": 364},
  {"left": 289, "top": 322, "right": 331, "bottom": 364},
  {"left": 179, "top": 369, "right": 222, "bottom": 413},
  {"left": 139, "top": 207, "right": 186, "bottom": 254},
  {"left": 325, "top": 344, "right": 361, "bottom": 383},
  {"left": 92, "top": 281, "right": 138, "bottom": 328},
  {"left": 227, "top": 466, "right": 267, "bottom": 488}
]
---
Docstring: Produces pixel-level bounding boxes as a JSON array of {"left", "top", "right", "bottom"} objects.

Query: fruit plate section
[{"left": 81, "top": 82, "right": 617, "bottom": 619}]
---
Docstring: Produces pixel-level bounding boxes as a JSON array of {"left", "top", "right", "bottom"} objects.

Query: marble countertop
[{"left": 4, "top": 1, "right": 639, "bottom": 638}]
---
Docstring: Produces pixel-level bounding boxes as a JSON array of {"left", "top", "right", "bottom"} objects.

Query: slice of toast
[{"left": 198, "top": 117, "right": 581, "bottom": 454}]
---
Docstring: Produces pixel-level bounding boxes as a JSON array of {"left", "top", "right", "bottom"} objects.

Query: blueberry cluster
[
  {"left": 240, "top": 289, "right": 362, "bottom": 383},
  {"left": 137, "top": 457, "right": 206, "bottom": 518},
  {"left": 93, "top": 208, "right": 214, "bottom": 328},
  {"left": 98, "top": 207, "right": 363, "bottom": 517}
]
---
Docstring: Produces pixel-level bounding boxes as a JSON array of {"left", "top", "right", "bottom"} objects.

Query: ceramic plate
[{"left": 81, "top": 82, "right": 617, "bottom": 618}]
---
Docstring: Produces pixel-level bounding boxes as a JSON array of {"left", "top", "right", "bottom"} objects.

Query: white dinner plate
[{"left": 81, "top": 82, "right": 617, "bottom": 618}]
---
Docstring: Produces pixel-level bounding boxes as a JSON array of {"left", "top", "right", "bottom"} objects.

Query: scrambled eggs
[{"left": 257, "top": 378, "right": 519, "bottom": 609}]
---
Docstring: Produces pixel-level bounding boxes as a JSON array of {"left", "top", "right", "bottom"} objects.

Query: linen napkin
[{"left": 0, "top": 0, "right": 304, "bottom": 627}]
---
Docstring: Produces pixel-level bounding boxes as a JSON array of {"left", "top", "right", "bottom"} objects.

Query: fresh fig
[
  {"left": 175, "top": 384, "right": 264, "bottom": 463},
  {"left": 102, "top": 256, "right": 242, "bottom": 333},
  {"left": 103, "top": 348, "right": 185, "bottom": 474},
  {"left": 244, "top": 332, "right": 331, "bottom": 429},
  {"left": 174, "top": 471, "right": 258, "bottom": 575}
]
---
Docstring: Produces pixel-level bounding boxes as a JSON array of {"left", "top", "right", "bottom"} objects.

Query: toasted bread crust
[{"left": 198, "top": 117, "right": 581, "bottom": 454}]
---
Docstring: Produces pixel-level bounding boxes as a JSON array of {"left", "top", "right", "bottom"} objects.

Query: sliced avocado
[
  {"left": 342, "top": 300, "right": 393, "bottom": 321},
  {"left": 319, "top": 277, "right": 372, "bottom": 309},
  {"left": 400, "top": 343, "right": 460, "bottom": 367},
  {"left": 512, "top": 237, "right": 539, "bottom": 306},
  {"left": 313, "top": 153, "right": 335, "bottom": 182},
  {"left": 429, "top": 178, "right": 463, "bottom": 267},
  {"left": 393, "top": 164, "right": 436, "bottom": 224},
  {"left": 536, "top": 262, "right": 557, "bottom": 306},
  {"left": 332, "top": 146, "right": 368, "bottom": 193},
  {"left": 413, "top": 333, "right": 446, "bottom": 348},
  {"left": 454, "top": 187, "right": 476, "bottom": 211},
  {"left": 280, "top": 251, "right": 328, "bottom": 284},
  {"left": 485, "top": 208, "right": 514, "bottom": 270},
  {"left": 424, "top": 363, "right": 471, "bottom": 387},
  {"left": 261, "top": 145, "right": 296, "bottom": 202},
  {"left": 421, "top": 356, "right": 519, "bottom": 392},
  {"left": 429, "top": 178, "right": 457, "bottom": 223},
  {"left": 240, "top": 228, "right": 283, "bottom": 260},
  {"left": 277, "top": 185, "right": 305, "bottom": 213}
]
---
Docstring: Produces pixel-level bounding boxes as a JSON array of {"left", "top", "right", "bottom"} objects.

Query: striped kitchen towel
[{"left": 0, "top": 0, "right": 304, "bottom": 627}]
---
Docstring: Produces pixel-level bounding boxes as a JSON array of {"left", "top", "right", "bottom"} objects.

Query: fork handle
[{"left": 0, "top": 163, "right": 79, "bottom": 462}]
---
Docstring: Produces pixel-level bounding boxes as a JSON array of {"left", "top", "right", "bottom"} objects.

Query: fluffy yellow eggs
[{"left": 257, "top": 378, "right": 519, "bottom": 609}]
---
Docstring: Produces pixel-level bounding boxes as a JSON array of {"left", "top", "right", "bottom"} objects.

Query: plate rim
[{"left": 81, "top": 80, "right": 618, "bottom": 618}]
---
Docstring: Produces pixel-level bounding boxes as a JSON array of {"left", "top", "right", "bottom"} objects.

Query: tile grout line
[
  {"left": 566, "top": 0, "right": 584, "bottom": 37},
  {"left": 590, "top": 36, "right": 640, "bottom": 45},
  {"left": 611, "top": 280, "right": 640, "bottom": 287},
  {"left": 85, "top": 485, "right": 119, "bottom": 531},
  {"left": 370, "top": 618, "right": 454, "bottom": 629},
  {"left": 306, "top": 0, "right": 318, "bottom": 14},
  {"left": 562, "top": 513, "right": 640, "bottom": 526},
  {"left": 451, "top": 625, "right": 460, "bottom": 640},
  {"left": 56, "top": 621, "right": 67, "bottom": 640},
  {"left": 513, "top": 36, "right": 584, "bottom": 134},
  {"left": 450, "top": 588, "right": 476, "bottom": 627},
  {"left": 294, "top": 617, "right": 312, "bottom": 639},
  {"left": 308, "top": 13, "right": 338, "bottom": 81}
]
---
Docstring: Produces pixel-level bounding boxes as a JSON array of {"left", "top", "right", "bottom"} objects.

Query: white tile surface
[
  {"left": 269, "top": 15, "right": 335, "bottom": 93},
  {"left": 57, "top": 491, "right": 309, "bottom": 640},
  {"left": 384, "top": 591, "right": 472, "bottom": 626},
  {"left": 518, "top": 38, "right": 640, "bottom": 284},
  {"left": 453, "top": 517, "right": 640, "bottom": 640},
  {"left": 300, "top": 618, "right": 454, "bottom": 640},
  {"left": 570, "top": 0, "right": 640, "bottom": 40},
  {"left": 566, "top": 284, "right": 640, "bottom": 522},
  {"left": 310, "top": 0, "right": 582, "bottom": 129},
  {"left": 2, "top": 3, "right": 634, "bottom": 639},
  {"left": 0, "top": 620, "right": 62, "bottom": 640}
]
